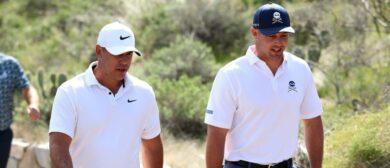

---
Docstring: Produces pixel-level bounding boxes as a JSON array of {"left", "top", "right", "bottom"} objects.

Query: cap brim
[
  {"left": 106, "top": 46, "right": 142, "bottom": 56},
  {"left": 259, "top": 26, "right": 295, "bottom": 36}
]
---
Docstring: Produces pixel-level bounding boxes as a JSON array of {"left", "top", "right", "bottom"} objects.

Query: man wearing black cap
[
  {"left": 49, "top": 22, "right": 163, "bottom": 168},
  {"left": 205, "top": 3, "right": 323, "bottom": 168}
]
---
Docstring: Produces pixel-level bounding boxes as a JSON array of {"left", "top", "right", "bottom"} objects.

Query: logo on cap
[
  {"left": 120, "top": 35, "right": 130, "bottom": 40},
  {"left": 252, "top": 3, "right": 295, "bottom": 36},
  {"left": 272, "top": 12, "right": 283, "bottom": 24}
]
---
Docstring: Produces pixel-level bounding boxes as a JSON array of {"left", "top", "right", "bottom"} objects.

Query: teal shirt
[{"left": 0, "top": 53, "right": 30, "bottom": 131}]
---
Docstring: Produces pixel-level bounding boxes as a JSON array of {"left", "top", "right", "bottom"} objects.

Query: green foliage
[
  {"left": 307, "top": 44, "right": 321, "bottom": 63},
  {"left": 141, "top": 36, "right": 217, "bottom": 82},
  {"left": 147, "top": 75, "right": 211, "bottom": 138},
  {"left": 0, "top": 0, "right": 126, "bottom": 73},
  {"left": 136, "top": 0, "right": 251, "bottom": 61},
  {"left": 31, "top": 70, "right": 68, "bottom": 125},
  {"left": 361, "top": 0, "right": 390, "bottom": 34},
  {"left": 241, "top": 0, "right": 296, "bottom": 8},
  {"left": 170, "top": 0, "right": 250, "bottom": 61},
  {"left": 344, "top": 65, "right": 389, "bottom": 109},
  {"left": 1, "top": 3, "right": 390, "bottom": 167},
  {"left": 324, "top": 106, "right": 390, "bottom": 168},
  {"left": 22, "top": 0, "right": 60, "bottom": 17},
  {"left": 318, "top": 34, "right": 390, "bottom": 109},
  {"left": 321, "top": 102, "right": 352, "bottom": 130},
  {"left": 288, "top": 2, "right": 335, "bottom": 63}
]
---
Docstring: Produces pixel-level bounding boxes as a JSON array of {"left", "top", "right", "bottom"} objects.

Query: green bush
[
  {"left": 146, "top": 75, "right": 211, "bottom": 138},
  {"left": 320, "top": 60, "right": 390, "bottom": 111},
  {"left": 141, "top": 36, "right": 217, "bottom": 83},
  {"left": 135, "top": 0, "right": 251, "bottom": 61},
  {"left": 18, "top": 70, "right": 68, "bottom": 125},
  {"left": 0, "top": 0, "right": 127, "bottom": 73},
  {"left": 324, "top": 106, "right": 390, "bottom": 168},
  {"left": 344, "top": 65, "right": 389, "bottom": 110}
]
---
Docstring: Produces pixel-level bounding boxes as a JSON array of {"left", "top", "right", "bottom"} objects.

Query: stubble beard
[{"left": 267, "top": 51, "right": 284, "bottom": 61}]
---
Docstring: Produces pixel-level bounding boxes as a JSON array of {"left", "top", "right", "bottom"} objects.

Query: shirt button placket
[{"left": 272, "top": 78, "right": 277, "bottom": 92}]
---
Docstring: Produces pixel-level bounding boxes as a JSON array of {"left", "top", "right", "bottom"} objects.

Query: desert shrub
[
  {"left": 318, "top": 38, "right": 390, "bottom": 110},
  {"left": 146, "top": 75, "right": 211, "bottom": 138},
  {"left": 13, "top": 70, "right": 68, "bottom": 126},
  {"left": 324, "top": 106, "right": 390, "bottom": 168},
  {"left": 141, "top": 36, "right": 217, "bottom": 83},
  {"left": 0, "top": 0, "right": 127, "bottom": 73},
  {"left": 136, "top": 0, "right": 251, "bottom": 61},
  {"left": 344, "top": 65, "right": 390, "bottom": 110}
]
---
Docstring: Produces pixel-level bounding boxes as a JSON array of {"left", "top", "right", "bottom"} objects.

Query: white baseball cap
[{"left": 97, "top": 22, "right": 142, "bottom": 56}]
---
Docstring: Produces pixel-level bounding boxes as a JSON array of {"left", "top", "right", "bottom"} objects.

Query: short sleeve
[
  {"left": 141, "top": 89, "right": 161, "bottom": 139},
  {"left": 49, "top": 86, "right": 77, "bottom": 138},
  {"left": 205, "top": 70, "right": 237, "bottom": 129},
  {"left": 10, "top": 58, "right": 29, "bottom": 90},
  {"left": 300, "top": 65, "right": 323, "bottom": 119}
]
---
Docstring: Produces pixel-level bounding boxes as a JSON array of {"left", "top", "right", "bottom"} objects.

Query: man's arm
[
  {"left": 206, "top": 125, "right": 228, "bottom": 168},
  {"left": 141, "top": 135, "right": 163, "bottom": 168},
  {"left": 303, "top": 116, "right": 324, "bottom": 168},
  {"left": 50, "top": 132, "right": 73, "bottom": 168},
  {"left": 21, "top": 86, "right": 40, "bottom": 121}
]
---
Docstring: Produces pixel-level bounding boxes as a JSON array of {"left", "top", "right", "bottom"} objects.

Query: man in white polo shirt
[
  {"left": 205, "top": 3, "right": 324, "bottom": 168},
  {"left": 49, "top": 22, "right": 163, "bottom": 168}
]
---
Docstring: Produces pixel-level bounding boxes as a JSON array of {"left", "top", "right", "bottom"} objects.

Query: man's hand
[
  {"left": 27, "top": 104, "right": 40, "bottom": 121},
  {"left": 22, "top": 86, "right": 40, "bottom": 121}
]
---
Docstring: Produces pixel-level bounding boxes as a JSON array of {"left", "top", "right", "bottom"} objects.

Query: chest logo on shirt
[
  {"left": 0, "top": 72, "right": 7, "bottom": 79},
  {"left": 288, "top": 81, "right": 297, "bottom": 92}
]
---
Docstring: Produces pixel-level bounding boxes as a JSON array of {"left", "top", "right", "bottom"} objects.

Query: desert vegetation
[{"left": 1, "top": 0, "right": 389, "bottom": 167}]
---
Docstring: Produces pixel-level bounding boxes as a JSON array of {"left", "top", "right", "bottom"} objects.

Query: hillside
[{"left": 1, "top": 0, "right": 390, "bottom": 167}]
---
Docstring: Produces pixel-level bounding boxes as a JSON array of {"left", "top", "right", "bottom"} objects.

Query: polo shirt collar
[
  {"left": 246, "top": 45, "right": 260, "bottom": 65},
  {"left": 245, "top": 45, "right": 289, "bottom": 66},
  {"left": 84, "top": 61, "right": 133, "bottom": 88}
]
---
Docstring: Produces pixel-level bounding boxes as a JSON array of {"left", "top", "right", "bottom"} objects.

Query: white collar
[{"left": 84, "top": 61, "right": 133, "bottom": 88}]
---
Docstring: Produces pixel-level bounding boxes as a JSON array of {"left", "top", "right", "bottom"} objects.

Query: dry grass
[
  {"left": 11, "top": 121, "right": 48, "bottom": 144},
  {"left": 162, "top": 134, "right": 205, "bottom": 168}
]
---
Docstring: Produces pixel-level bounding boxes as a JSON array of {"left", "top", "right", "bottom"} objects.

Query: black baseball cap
[{"left": 252, "top": 3, "right": 295, "bottom": 36}]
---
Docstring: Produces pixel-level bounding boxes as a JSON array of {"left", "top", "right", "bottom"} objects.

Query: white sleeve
[
  {"left": 205, "top": 70, "right": 237, "bottom": 129},
  {"left": 141, "top": 89, "right": 161, "bottom": 139},
  {"left": 49, "top": 86, "right": 77, "bottom": 138},
  {"left": 300, "top": 65, "right": 323, "bottom": 119}
]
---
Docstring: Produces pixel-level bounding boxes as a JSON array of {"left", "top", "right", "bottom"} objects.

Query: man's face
[
  {"left": 251, "top": 28, "right": 289, "bottom": 60},
  {"left": 96, "top": 46, "right": 133, "bottom": 81}
]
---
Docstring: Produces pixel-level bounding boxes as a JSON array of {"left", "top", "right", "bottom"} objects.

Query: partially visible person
[
  {"left": 0, "top": 53, "right": 40, "bottom": 168},
  {"left": 205, "top": 3, "right": 324, "bottom": 168},
  {"left": 49, "top": 21, "right": 163, "bottom": 168}
]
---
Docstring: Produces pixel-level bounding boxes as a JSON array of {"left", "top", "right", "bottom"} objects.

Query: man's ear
[
  {"left": 250, "top": 27, "right": 258, "bottom": 38},
  {"left": 96, "top": 45, "right": 101, "bottom": 56}
]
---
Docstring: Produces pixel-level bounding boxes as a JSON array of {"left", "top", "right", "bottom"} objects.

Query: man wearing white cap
[
  {"left": 205, "top": 3, "right": 324, "bottom": 168},
  {"left": 49, "top": 22, "right": 163, "bottom": 168}
]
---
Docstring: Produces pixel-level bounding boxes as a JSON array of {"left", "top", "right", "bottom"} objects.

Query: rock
[
  {"left": 6, "top": 157, "right": 19, "bottom": 168},
  {"left": 19, "top": 146, "right": 40, "bottom": 168},
  {"left": 10, "top": 139, "right": 29, "bottom": 160},
  {"left": 34, "top": 143, "right": 50, "bottom": 168}
]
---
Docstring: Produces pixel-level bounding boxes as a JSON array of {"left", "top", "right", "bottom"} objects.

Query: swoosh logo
[
  {"left": 120, "top": 35, "right": 130, "bottom": 40},
  {"left": 127, "top": 99, "right": 137, "bottom": 103}
]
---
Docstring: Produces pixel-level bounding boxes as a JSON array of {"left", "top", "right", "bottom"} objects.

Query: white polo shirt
[
  {"left": 49, "top": 62, "right": 161, "bottom": 168},
  {"left": 205, "top": 45, "right": 323, "bottom": 164}
]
